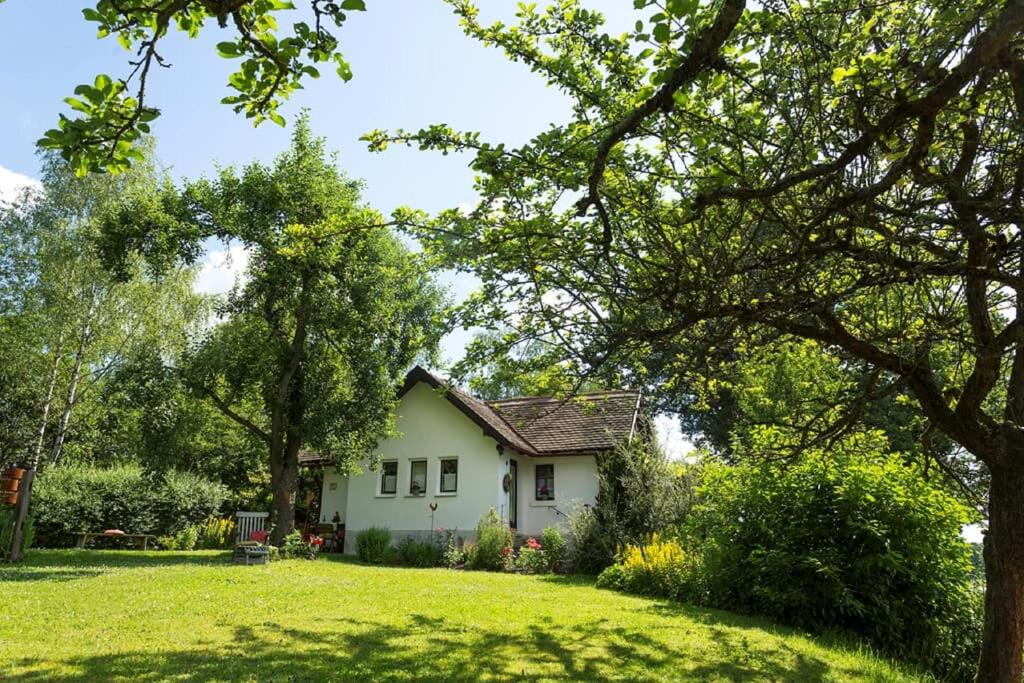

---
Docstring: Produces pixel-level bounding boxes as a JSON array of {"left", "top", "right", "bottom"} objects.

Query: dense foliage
[
  {"left": 374, "top": 1, "right": 1024, "bottom": 675},
  {"left": 467, "top": 508, "right": 513, "bottom": 572},
  {"left": 594, "top": 439, "right": 693, "bottom": 553},
  {"left": 0, "top": 151, "right": 208, "bottom": 472},
  {"left": 99, "top": 116, "right": 445, "bottom": 543},
  {"left": 355, "top": 526, "right": 392, "bottom": 565},
  {"left": 32, "top": 464, "right": 225, "bottom": 547},
  {"left": 599, "top": 440, "right": 981, "bottom": 680},
  {"left": 395, "top": 537, "right": 443, "bottom": 568}
]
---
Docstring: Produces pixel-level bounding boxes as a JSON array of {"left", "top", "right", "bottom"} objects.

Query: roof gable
[{"left": 400, "top": 366, "right": 641, "bottom": 456}]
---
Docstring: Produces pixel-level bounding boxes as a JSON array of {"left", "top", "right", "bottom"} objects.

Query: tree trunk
[
  {"left": 30, "top": 331, "right": 64, "bottom": 469},
  {"left": 49, "top": 296, "right": 95, "bottom": 467},
  {"left": 269, "top": 444, "right": 299, "bottom": 546},
  {"left": 977, "top": 458, "right": 1024, "bottom": 682},
  {"left": 266, "top": 272, "right": 312, "bottom": 546}
]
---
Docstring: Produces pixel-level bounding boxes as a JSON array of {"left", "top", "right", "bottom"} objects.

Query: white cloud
[
  {"left": 194, "top": 244, "right": 249, "bottom": 296},
  {"left": 0, "top": 165, "right": 41, "bottom": 206}
]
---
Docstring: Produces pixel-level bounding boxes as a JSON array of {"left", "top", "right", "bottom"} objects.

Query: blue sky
[{"left": 0, "top": 1, "right": 689, "bottom": 455}]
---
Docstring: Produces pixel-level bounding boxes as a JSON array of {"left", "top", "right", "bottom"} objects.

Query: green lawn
[{"left": 0, "top": 551, "right": 923, "bottom": 682}]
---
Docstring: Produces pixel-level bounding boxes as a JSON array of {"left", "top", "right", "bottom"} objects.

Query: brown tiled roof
[
  {"left": 401, "top": 366, "right": 641, "bottom": 456},
  {"left": 487, "top": 392, "right": 641, "bottom": 455}
]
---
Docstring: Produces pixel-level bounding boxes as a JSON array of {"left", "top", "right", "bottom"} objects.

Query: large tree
[
  {"left": 34, "top": 0, "right": 366, "bottom": 175},
  {"left": 0, "top": 149, "right": 205, "bottom": 559},
  {"left": 370, "top": 0, "right": 1024, "bottom": 678},
  {"left": 101, "top": 116, "right": 445, "bottom": 543}
]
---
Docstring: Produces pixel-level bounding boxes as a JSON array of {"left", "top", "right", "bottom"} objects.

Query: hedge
[{"left": 31, "top": 464, "right": 226, "bottom": 547}]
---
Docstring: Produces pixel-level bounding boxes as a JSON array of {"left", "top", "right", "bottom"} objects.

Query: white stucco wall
[
  {"left": 338, "top": 382, "right": 505, "bottom": 549},
  {"left": 320, "top": 380, "right": 603, "bottom": 550},
  {"left": 517, "top": 455, "right": 599, "bottom": 536},
  {"left": 320, "top": 469, "right": 349, "bottom": 524}
]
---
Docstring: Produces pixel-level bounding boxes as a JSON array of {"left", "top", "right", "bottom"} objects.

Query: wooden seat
[{"left": 235, "top": 511, "right": 269, "bottom": 544}]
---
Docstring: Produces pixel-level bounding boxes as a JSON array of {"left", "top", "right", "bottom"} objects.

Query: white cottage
[{"left": 308, "top": 366, "right": 643, "bottom": 551}]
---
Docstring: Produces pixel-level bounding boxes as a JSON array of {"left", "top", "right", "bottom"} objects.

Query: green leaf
[
  {"left": 341, "top": 0, "right": 366, "bottom": 10},
  {"left": 217, "top": 41, "right": 242, "bottom": 58},
  {"left": 831, "top": 66, "right": 858, "bottom": 86}
]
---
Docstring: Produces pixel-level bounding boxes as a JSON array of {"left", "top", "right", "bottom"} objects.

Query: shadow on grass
[
  {"left": 2, "top": 549, "right": 233, "bottom": 577},
  {"left": 5, "top": 611, "right": 858, "bottom": 682}
]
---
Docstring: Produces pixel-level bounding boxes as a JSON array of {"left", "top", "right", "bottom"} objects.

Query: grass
[{"left": 0, "top": 551, "right": 924, "bottom": 682}]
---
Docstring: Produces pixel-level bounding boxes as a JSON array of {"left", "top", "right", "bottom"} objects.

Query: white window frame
[
  {"left": 376, "top": 460, "right": 398, "bottom": 498},
  {"left": 437, "top": 457, "right": 459, "bottom": 496},
  {"left": 408, "top": 459, "right": 428, "bottom": 497}
]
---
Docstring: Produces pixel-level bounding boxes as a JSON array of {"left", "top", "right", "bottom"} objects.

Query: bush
[
  {"left": 565, "top": 503, "right": 613, "bottom": 574},
  {"left": 356, "top": 526, "right": 392, "bottom": 564},
  {"left": 540, "top": 526, "right": 567, "bottom": 573},
  {"left": 467, "top": 508, "right": 512, "bottom": 571},
  {"left": 396, "top": 537, "right": 442, "bottom": 567},
  {"left": 159, "top": 525, "right": 199, "bottom": 551},
  {"left": 32, "top": 464, "right": 225, "bottom": 547},
  {"left": 594, "top": 438, "right": 692, "bottom": 553},
  {"left": 197, "top": 517, "right": 235, "bottom": 550},
  {"left": 597, "top": 534, "right": 700, "bottom": 600},
  {"left": 596, "top": 443, "right": 977, "bottom": 680},
  {"left": 281, "top": 530, "right": 321, "bottom": 559},
  {"left": 515, "top": 538, "right": 548, "bottom": 574},
  {"left": 441, "top": 529, "right": 465, "bottom": 568}
]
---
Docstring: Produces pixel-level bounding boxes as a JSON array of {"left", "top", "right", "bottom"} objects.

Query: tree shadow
[
  {"left": 2, "top": 550, "right": 233, "bottom": 580},
  {"left": 4, "top": 607, "right": 882, "bottom": 682},
  {"left": 5, "top": 612, "right": 683, "bottom": 682}
]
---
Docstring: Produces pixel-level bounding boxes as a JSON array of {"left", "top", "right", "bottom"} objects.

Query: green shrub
[
  {"left": 467, "top": 508, "right": 512, "bottom": 571},
  {"left": 396, "top": 537, "right": 442, "bottom": 567},
  {"left": 540, "top": 526, "right": 567, "bottom": 573},
  {"left": 356, "top": 526, "right": 392, "bottom": 564},
  {"left": 687, "top": 447, "right": 976, "bottom": 680},
  {"left": 565, "top": 503, "right": 612, "bottom": 574},
  {"left": 197, "top": 517, "right": 235, "bottom": 550},
  {"left": 31, "top": 464, "right": 225, "bottom": 547},
  {"left": 596, "top": 534, "right": 701, "bottom": 601},
  {"left": 515, "top": 540, "right": 548, "bottom": 574},
  {"left": 158, "top": 525, "right": 200, "bottom": 551},
  {"left": 281, "top": 530, "right": 320, "bottom": 559},
  {"left": 441, "top": 529, "right": 464, "bottom": 568},
  {"left": 594, "top": 439, "right": 692, "bottom": 553}
]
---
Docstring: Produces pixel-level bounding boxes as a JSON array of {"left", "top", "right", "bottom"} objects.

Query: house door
[{"left": 509, "top": 460, "right": 518, "bottom": 530}]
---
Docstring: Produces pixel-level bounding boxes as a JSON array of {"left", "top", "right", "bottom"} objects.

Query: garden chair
[{"left": 234, "top": 511, "right": 269, "bottom": 544}]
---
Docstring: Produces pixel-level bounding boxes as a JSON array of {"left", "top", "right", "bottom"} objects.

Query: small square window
[
  {"left": 535, "top": 464, "right": 554, "bottom": 501},
  {"left": 440, "top": 458, "right": 458, "bottom": 493},
  {"left": 380, "top": 461, "right": 398, "bottom": 496},
  {"left": 409, "top": 460, "right": 427, "bottom": 495}
]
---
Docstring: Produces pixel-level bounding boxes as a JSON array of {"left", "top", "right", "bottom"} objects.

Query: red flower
[
  {"left": 501, "top": 546, "right": 511, "bottom": 556},
  {"left": 526, "top": 538, "right": 542, "bottom": 550}
]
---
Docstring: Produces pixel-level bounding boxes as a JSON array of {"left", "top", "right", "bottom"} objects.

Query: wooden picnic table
[{"left": 75, "top": 532, "right": 155, "bottom": 550}]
